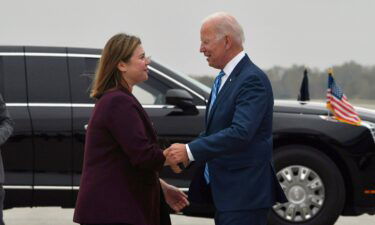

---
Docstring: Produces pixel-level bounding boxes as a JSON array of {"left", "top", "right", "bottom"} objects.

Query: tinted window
[
  {"left": 0, "top": 57, "right": 4, "bottom": 95},
  {"left": 152, "top": 71, "right": 205, "bottom": 105},
  {"left": 68, "top": 57, "right": 98, "bottom": 103},
  {"left": 26, "top": 56, "right": 70, "bottom": 103},
  {"left": 134, "top": 71, "right": 171, "bottom": 105},
  {"left": 0, "top": 56, "right": 27, "bottom": 102}
]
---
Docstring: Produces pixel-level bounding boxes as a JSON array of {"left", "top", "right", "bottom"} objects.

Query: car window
[
  {"left": 68, "top": 58, "right": 170, "bottom": 105},
  {"left": 26, "top": 56, "right": 70, "bottom": 103},
  {"left": 0, "top": 55, "right": 27, "bottom": 102},
  {"left": 68, "top": 57, "right": 97, "bottom": 104},
  {"left": 134, "top": 72, "right": 170, "bottom": 105}
]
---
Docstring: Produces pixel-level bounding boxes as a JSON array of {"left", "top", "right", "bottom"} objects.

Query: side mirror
[{"left": 165, "top": 89, "right": 199, "bottom": 115}]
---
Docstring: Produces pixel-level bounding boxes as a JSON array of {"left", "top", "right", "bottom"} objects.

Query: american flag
[{"left": 326, "top": 71, "right": 361, "bottom": 125}]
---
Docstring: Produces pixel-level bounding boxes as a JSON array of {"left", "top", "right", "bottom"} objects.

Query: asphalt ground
[{"left": 3, "top": 207, "right": 374, "bottom": 225}]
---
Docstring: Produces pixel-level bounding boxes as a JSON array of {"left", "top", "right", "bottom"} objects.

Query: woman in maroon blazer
[{"left": 73, "top": 33, "right": 189, "bottom": 225}]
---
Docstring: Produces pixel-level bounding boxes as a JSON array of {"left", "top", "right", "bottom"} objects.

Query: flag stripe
[
  {"left": 326, "top": 75, "right": 361, "bottom": 125},
  {"left": 328, "top": 92, "right": 356, "bottom": 113},
  {"left": 330, "top": 102, "right": 360, "bottom": 123},
  {"left": 330, "top": 98, "right": 360, "bottom": 120},
  {"left": 330, "top": 97, "right": 358, "bottom": 118},
  {"left": 330, "top": 105, "right": 360, "bottom": 123}
]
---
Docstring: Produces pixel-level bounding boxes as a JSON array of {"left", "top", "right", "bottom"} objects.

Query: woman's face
[{"left": 119, "top": 44, "right": 150, "bottom": 87}]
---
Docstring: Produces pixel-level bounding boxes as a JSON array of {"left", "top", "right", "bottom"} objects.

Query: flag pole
[{"left": 327, "top": 68, "right": 333, "bottom": 119}]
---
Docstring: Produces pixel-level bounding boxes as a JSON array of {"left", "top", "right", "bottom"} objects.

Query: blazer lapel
[
  {"left": 206, "top": 55, "right": 251, "bottom": 128},
  {"left": 122, "top": 89, "right": 158, "bottom": 142},
  {"left": 134, "top": 98, "right": 158, "bottom": 141}
]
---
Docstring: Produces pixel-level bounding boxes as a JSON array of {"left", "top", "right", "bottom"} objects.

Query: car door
[
  {"left": 24, "top": 47, "right": 73, "bottom": 207},
  {"left": 66, "top": 48, "right": 100, "bottom": 194},
  {"left": 0, "top": 46, "right": 34, "bottom": 207}
]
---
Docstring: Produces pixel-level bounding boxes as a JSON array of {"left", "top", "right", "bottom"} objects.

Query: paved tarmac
[{"left": 3, "top": 207, "right": 374, "bottom": 225}]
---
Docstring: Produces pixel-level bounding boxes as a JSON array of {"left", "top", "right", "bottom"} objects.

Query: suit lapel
[
  {"left": 206, "top": 55, "right": 251, "bottom": 129},
  {"left": 205, "top": 92, "right": 213, "bottom": 125}
]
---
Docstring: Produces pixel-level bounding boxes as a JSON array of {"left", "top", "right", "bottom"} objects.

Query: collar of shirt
[{"left": 218, "top": 51, "right": 246, "bottom": 91}]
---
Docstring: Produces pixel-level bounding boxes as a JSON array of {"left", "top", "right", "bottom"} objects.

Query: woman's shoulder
[
  {"left": 97, "top": 89, "right": 137, "bottom": 110},
  {"left": 101, "top": 89, "right": 133, "bottom": 102}
]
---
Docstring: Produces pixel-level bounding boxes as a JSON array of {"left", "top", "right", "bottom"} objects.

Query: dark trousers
[{"left": 215, "top": 208, "right": 270, "bottom": 225}]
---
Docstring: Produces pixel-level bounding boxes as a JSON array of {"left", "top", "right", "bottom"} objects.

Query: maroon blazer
[{"left": 73, "top": 89, "right": 165, "bottom": 225}]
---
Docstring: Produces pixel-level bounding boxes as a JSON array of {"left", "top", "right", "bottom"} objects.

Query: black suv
[{"left": 0, "top": 46, "right": 374, "bottom": 225}]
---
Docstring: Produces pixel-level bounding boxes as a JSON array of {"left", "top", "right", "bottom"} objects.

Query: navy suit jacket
[{"left": 189, "top": 55, "right": 287, "bottom": 211}]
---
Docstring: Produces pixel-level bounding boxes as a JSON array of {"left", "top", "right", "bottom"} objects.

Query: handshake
[{"left": 163, "top": 143, "right": 190, "bottom": 173}]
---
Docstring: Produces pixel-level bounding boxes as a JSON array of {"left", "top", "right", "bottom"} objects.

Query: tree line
[{"left": 191, "top": 61, "right": 375, "bottom": 105}]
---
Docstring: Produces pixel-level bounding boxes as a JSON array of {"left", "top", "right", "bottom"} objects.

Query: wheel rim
[{"left": 273, "top": 165, "right": 325, "bottom": 222}]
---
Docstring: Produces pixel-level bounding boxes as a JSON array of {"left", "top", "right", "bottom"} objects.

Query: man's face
[{"left": 200, "top": 22, "right": 226, "bottom": 69}]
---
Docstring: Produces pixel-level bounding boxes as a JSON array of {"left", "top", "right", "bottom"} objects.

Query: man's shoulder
[
  {"left": 237, "top": 62, "right": 272, "bottom": 93},
  {"left": 240, "top": 63, "right": 267, "bottom": 82}
]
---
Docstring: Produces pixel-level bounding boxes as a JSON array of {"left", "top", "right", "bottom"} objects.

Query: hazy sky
[{"left": 1, "top": 0, "right": 374, "bottom": 76}]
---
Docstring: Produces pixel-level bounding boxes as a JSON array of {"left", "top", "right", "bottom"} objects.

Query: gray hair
[{"left": 203, "top": 12, "right": 245, "bottom": 45}]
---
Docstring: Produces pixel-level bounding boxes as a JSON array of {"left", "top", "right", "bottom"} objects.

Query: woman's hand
[{"left": 160, "top": 179, "right": 190, "bottom": 212}]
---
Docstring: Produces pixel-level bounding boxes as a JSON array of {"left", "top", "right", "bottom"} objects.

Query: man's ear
[
  {"left": 224, "top": 35, "right": 232, "bottom": 50},
  {"left": 117, "top": 61, "right": 127, "bottom": 72}
]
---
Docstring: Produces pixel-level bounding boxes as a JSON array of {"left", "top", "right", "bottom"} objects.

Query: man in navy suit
[{"left": 166, "top": 12, "right": 287, "bottom": 225}]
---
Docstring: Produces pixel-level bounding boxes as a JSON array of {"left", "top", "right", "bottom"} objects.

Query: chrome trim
[
  {"left": 71, "top": 103, "right": 94, "bottom": 108},
  {"left": 6, "top": 103, "right": 27, "bottom": 107},
  {"left": 4, "top": 185, "right": 189, "bottom": 192},
  {"left": 25, "top": 53, "right": 66, "bottom": 57},
  {"left": 3, "top": 185, "right": 72, "bottom": 190},
  {"left": 72, "top": 186, "right": 188, "bottom": 191},
  {"left": 148, "top": 67, "right": 205, "bottom": 101},
  {"left": 28, "top": 103, "right": 71, "bottom": 107},
  {"left": 144, "top": 105, "right": 175, "bottom": 109},
  {"left": 6, "top": 103, "right": 206, "bottom": 109},
  {"left": 0, "top": 53, "right": 24, "bottom": 56},
  {"left": 3, "top": 185, "right": 33, "bottom": 189},
  {"left": 4, "top": 185, "right": 71, "bottom": 190},
  {"left": 34, "top": 186, "right": 72, "bottom": 190},
  {"left": 68, "top": 53, "right": 101, "bottom": 58},
  {"left": 0, "top": 52, "right": 101, "bottom": 58}
]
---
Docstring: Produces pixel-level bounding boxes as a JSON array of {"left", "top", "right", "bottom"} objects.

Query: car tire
[{"left": 268, "top": 145, "right": 345, "bottom": 225}]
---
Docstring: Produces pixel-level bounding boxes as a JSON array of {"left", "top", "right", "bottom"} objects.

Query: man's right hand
[{"left": 163, "top": 149, "right": 182, "bottom": 173}]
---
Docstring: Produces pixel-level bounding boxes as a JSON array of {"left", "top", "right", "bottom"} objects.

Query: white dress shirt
[{"left": 186, "top": 51, "right": 246, "bottom": 161}]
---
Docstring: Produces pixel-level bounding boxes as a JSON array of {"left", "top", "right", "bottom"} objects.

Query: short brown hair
[{"left": 90, "top": 33, "right": 141, "bottom": 99}]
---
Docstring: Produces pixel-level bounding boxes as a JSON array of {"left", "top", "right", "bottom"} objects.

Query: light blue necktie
[{"left": 204, "top": 70, "right": 225, "bottom": 184}]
